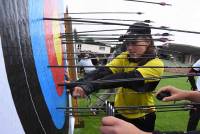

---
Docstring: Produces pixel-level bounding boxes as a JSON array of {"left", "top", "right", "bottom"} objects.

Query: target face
[{"left": 0, "top": 0, "right": 68, "bottom": 133}]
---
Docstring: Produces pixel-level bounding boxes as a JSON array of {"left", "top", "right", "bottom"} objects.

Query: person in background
[
  {"left": 99, "top": 54, "right": 108, "bottom": 65},
  {"left": 72, "top": 22, "right": 164, "bottom": 132},
  {"left": 78, "top": 52, "right": 96, "bottom": 75},
  {"left": 90, "top": 52, "right": 99, "bottom": 66},
  {"left": 100, "top": 86, "right": 200, "bottom": 134},
  {"left": 187, "top": 59, "right": 200, "bottom": 131}
]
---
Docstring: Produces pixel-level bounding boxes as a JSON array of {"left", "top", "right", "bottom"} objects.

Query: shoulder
[
  {"left": 106, "top": 52, "right": 128, "bottom": 70},
  {"left": 116, "top": 51, "right": 128, "bottom": 58},
  {"left": 193, "top": 59, "right": 200, "bottom": 67},
  {"left": 107, "top": 51, "right": 128, "bottom": 64},
  {"left": 193, "top": 59, "right": 200, "bottom": 71},
  {"left": 80, "top": 59, "right": 85, "bottom": 62},
  {"left": 146, "top": 58, "right": 164, "bottom": 66}
]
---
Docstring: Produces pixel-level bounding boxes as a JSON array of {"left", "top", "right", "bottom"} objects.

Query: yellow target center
[{"left": 52, "top": 11, "right": 62, "bottom": 65}]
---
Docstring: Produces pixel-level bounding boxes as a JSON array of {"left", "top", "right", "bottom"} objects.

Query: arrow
[{"left": 43, "top": 17, "right": 200, "bottom": 34}]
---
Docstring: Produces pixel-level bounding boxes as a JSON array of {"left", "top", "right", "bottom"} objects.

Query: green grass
[
  {"left": 154, "top": 73, "right": 190, "bottom": 131},
  {"left": 74, "top": 72, "right": 200, "bottom": 134}
]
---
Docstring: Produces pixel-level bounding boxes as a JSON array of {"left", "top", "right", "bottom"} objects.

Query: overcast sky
[{"left": 66, "top": 0, "right": 200, "bottom": 47}]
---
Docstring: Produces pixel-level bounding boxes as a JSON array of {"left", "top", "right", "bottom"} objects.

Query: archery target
[
  {"left": 0, "top": 0, "right": 68, "bottom": 133},
  {"left": 0, "top": 36, "right": 25, "bottom": 134}
]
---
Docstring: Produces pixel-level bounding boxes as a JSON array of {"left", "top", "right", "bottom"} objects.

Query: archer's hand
[
  {"left": 73, "top": 86, "right": 86, "bottom": 98},
  {"left": 156, "top": 86, "right": 187, "bottom": 101},
  {"left": 100, "top": 116, "right": 150, "bottom": 134}
]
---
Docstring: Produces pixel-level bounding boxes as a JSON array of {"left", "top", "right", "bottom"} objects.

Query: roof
[{"left": 165, "top": 43, "right": 200, "bottom": 55}]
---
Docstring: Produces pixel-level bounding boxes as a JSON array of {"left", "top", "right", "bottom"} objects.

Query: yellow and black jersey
[{"left": 106, "top": 51, "right": 164, "bottom": 118}]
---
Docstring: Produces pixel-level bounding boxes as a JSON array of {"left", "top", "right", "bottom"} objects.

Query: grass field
[{"left": 74, "top": 72, "right": 200, "bottom": 134}]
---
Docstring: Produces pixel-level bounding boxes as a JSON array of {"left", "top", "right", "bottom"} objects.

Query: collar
[{"left": 127, "top": 54, "right": 141, "bottom": 63}]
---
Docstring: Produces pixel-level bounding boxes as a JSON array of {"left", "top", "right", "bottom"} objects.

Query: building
[
  {"left": 76, "top": 43, "right": 111, "bottom": 54},
  {"left": 158, "top": 43, "right": 200, "bottom": 64}
]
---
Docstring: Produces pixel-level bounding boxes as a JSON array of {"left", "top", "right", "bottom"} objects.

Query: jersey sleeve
[{"left": 137, "top": 58, "right": 164, "bottom": 82}]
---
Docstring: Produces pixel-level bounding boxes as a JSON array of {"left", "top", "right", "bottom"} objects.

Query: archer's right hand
[{"left": 73, "top": 86, "right": 87, "bottom": 98}]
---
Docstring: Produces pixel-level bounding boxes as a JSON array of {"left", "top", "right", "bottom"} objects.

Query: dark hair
[{"left": 137, "top": 36, "right": 156, "bottom": 66}]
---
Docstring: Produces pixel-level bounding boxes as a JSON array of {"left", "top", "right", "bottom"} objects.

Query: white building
[{"left": 76, "top": 43, "right": 111, "bottom": 54}]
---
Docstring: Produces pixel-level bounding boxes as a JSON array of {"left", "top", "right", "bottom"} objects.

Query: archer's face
[{"left": 127, "top": 37, "right": 150, "bottom": 59}]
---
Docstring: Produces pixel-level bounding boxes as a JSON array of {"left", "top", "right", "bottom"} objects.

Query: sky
[{"left": 66, "top": 0, "right": 200, "bottom": 47}]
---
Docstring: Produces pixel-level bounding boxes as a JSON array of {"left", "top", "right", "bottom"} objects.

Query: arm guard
[
  {"left": 79, "top": 70, "right": 159, "bottom": 95},
  {"left": 79, "top": 67, "right": 113, "bottom": 81}
]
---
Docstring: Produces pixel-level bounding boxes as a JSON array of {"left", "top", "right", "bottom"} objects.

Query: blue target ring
[{"left": 29, "top": 0, "right": 67, "bottom": 129}]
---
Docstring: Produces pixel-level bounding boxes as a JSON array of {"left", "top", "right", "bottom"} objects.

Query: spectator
[{"left": 78, "top": 53, "right": 96, "bottom": 75}]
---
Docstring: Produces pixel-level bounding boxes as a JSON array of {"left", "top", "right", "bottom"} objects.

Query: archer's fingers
[
  {"left": 156, "top": 86, "right": 174, "bottom": 95},
  {"left": 101, "top": 116, "right": 122, "bottom": 126},
  {"left": 100, "top": 126, "right": 115, "bottom": 134},
  {"left": 73, "top": 87, "right": 86, "bottom": 97},
  {"left": 162, "top": 95, "right": 177, "bottom": 101}
]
